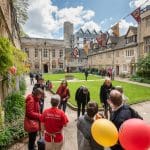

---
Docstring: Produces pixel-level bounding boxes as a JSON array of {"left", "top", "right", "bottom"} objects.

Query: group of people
[{"left": 24, "top": 75, "right": 142, "bottom": 150}]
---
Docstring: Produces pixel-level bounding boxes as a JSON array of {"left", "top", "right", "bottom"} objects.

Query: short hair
[
  {"left": 33, "top": 88, "right": 44, "bottom": 96},
  {"left": 109, "top": 90, "right": 122, "bottom": 106},
  {"left": 51, "top": 94, "right": 60, "bottom": 107},
  {"left": 87, "top": 102, "right": 98, "bottom": 118}
]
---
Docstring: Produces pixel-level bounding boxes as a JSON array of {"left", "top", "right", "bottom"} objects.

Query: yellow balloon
[{"left": 91, "top": 119, "right": 118, "bottom": 147}]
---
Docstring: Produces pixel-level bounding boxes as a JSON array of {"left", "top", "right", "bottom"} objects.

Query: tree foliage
[
  {"left": 0, "top": 37, "right": 28, "bottom": 76},
  {"left": 0, "top": 38, "right": 14, "bottom": 75},
  {"left": 13, "top": 0, "right": 29, "bottom": 25},
  {"left": 137, "top": 54, "right": 150, "bottom": 78}
]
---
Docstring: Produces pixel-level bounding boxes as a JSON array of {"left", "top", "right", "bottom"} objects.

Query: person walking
[
  {"left": 40, "top": 94, "right": 69, "bottom": 150},
  {"left": 99, "top": 77, "right": 114, "bottom": 118},
  {"left": 75, "top": 86, "right": 90, "bottom": 118},
  {"left": 56, "top": 80, "right": 70, "bottom": 112},
  {"left": 77, "top": 102, "right": 104, "bottom": 150},
  {"left": 84, "top": 69, "right": 89, "bottom": 81},
  {"left": 29, "top": 72, "right": 34, "bottom": 85},
  {"left": 24, "top": 88, "right": 44, "bottom": 150},
  {"left": 33, "top": 77, "right": 45, "bottom": 113}
]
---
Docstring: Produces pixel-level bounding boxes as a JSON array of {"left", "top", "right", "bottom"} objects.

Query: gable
[{"left": 126, "top": 30, "right": 135, "bottom": 37}]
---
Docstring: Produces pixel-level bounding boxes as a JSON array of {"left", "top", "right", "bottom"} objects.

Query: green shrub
[
  {"left": 4, "top": 92, "right": 25, "bottom": 123},
  {"left": 19, "top": 78, "right": 26, "bottom": 95},
  {"left": 0, "top": 119, "right": 27, "bottom": 149}
]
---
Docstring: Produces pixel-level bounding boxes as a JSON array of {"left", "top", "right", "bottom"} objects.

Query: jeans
[
  {"left": 28, "top": 132, "right": 37, "bottom": 150},
  {"left": 58, "top": 101, "right": 67, "bottom": 112},
  {"left": 77, "top": 101, "right": 86, "bottom": 118}
]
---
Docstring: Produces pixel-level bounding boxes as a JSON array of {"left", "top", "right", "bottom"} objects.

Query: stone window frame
[
  {"left": 144, "top": 37, "right": 150, "bottom": 53},
  {"left": 59, "top": 49, "right": 63, "bottom": 58},
  {"left": 59, "top": 63, "right": 63, "bottom": 69},
  {"left": 52, "top": 49, "right": 55, "bottom": 57},
  {"left": 52, "top": 60, "right": 56, "bottom": 68},
  {"left": 43, "top": 49, "right": 48, "bottom": 57},
  {"left": 35, "top": 48, "right": 38, "bottom": 57}
]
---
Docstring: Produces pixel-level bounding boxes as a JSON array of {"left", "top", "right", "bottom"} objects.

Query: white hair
[{"left": 51, "top": 94, "right": 60, "bottom": 101}]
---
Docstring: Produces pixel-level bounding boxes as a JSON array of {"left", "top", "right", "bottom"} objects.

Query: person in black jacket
[
  {"left": 108, "top": 90, "right": 132, "bottom": 150},
  {"left": 99, "top": 77, "right": 114, "bottom": 118},
  {"left": 75, "top": 86, "right": 90, "bottom": 118}
]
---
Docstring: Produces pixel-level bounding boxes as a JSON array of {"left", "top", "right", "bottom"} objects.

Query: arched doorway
[{"left": 43, "top": 64, "right": 48, "bottom": 73}]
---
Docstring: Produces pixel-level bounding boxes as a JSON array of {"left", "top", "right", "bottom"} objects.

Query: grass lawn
[
  {"left": 43, "top": 73, "right": 101, "bottom": 81},
  {"left": 43, "top": 73, "right": 150, "bottom": 107}
]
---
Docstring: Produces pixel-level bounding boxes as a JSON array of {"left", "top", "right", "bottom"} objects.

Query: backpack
[{"left": 128, "top": 106, "right": 143, "bottom": 120}]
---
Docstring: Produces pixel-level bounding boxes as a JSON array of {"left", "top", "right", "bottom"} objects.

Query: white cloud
[
  {"left": 119, "top": 19, "right": 136, "bottom": 35},
  {"left": 81, "top": 21, "right": 101, "bottom": 32},
  {"left": 23, "top": 0, "right": 99, "bottom": 39},
  {"left": 129, "top": 0, "right": 150, "bottom": 8}
]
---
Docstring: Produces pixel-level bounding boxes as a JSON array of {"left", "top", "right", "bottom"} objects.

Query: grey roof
[
  {"left": 114, "top": 36, "right": 126, "bottom": 49},
  {"left": 108, "top": 36, "right": 119, "bottom": 44}
]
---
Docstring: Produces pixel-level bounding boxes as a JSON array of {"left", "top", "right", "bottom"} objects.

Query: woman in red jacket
[
  {"left": 24, "top": 88, "right": 44, "bottom": 150},
  {"left": 56, "top": 80, "right": 70, "bottom": 112}
]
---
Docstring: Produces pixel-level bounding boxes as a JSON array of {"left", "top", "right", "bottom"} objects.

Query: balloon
[
  {"left": 119, "top": 119, "right": 150, "bottom": 150},
  {"left": 9, "top": 66, "right": 17, "bottom": 75},
  {"left": 91, "top": 119, "right": 118, "bottom": 147}
]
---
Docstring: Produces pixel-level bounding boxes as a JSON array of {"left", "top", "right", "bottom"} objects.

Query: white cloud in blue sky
[{"left": 23, "top": 0, "right": 150, "bottom": 39}]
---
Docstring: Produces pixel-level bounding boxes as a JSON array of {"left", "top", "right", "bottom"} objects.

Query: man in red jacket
[
  {"left": 40, "top": 94, "right": 69, "bottom": 150},
  {"left": 24, "top": 88, "right": 44, "bottom": 150}
]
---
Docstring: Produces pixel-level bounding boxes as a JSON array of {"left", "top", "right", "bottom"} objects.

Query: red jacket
[
  {"left": 24, "top": 94, "right": 41, "bottom": 132},
  {"left": 56, "top": 85, "right": 70, "bottom": 101}
]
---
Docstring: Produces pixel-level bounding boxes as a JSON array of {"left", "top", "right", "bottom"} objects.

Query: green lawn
[
  {"left": 43, "top": 73, "right": 150, "bottom": 107},
  {"left": 43, "top": 73, "right": 101, "bottom": 81}
]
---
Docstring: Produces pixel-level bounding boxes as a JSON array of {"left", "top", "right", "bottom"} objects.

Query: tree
[
  {"left": 137, "top": 54, "right": 150, "bottom": 78},
  {"left": 12, "top": 0, "right": 29, "bottom": 25}
]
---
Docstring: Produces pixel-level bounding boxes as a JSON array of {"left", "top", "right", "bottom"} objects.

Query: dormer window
[{"left": 126, "top": 35, "right": 137, "bottom": 44}]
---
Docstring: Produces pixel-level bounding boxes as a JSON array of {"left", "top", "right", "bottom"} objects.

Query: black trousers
[
  {"left": 39, "top": 98, "right": 44, "bottom": 113},
  {"left": 77, "top": 101, "right": 86, "bottom": 117},
  {"left": 58, "top": 101, "right": 67, "bottom": 112},
  {"left": 28, "top": 132, "right": 37, "bottom": 150}
]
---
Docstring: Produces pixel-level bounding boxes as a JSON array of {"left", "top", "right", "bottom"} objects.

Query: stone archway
[{"left": 43, "top": 64, "right": 48, "bottom": 73}]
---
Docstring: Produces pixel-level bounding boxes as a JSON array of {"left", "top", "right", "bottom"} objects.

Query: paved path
[{"left": 9, "top": 76, "right": 150, "bottom": 150}]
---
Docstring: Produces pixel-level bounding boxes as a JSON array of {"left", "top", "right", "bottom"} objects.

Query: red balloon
[
  {"left": 9, "top": 66, "right": 17, "bottom": 74},
  {"left": 119, "top": 119, "right": 150, "bottom": 150}
]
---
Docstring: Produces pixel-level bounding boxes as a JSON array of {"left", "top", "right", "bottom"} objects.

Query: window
[
  {"left": 52, "top": 60, "right": 56, "bottom": 68},
  {"left": 144, "top": 37, "right": 150, "bottom": 53},
  {"left": 52, "top": 49, "right": 55, "bottom": 57},
  {"left": 126, "top": 50, "right": 134, "bottom": 57},
  {"left": 35, "top": 64, "right": 39, "bottom": 69},
  {"left": 126, "top": 36, "right": 137, "bottom": 44},
  {"left": 43, "top": 49, "right": 48, "bottom": 57},
  {"left": 146, "top": 17, "right": 150, "bottom": 27},
  {"left": 24, "top": 48, "right": 29, "bottom": 57},
  {"left": 59, "top": 50, "right": 63, "bottom": 58},
  {"left": 35, "top": 48, "right": 38, "bottom": 57},
  {"left": 59, "top": 63, "right": 63, "bottom": 68}
]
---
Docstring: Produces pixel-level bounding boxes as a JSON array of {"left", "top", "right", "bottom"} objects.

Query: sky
[{"left": 23, "top": 0, "right": 150, "bottom": 39}]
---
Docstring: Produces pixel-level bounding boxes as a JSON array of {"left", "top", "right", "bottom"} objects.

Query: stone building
[
  {"left": 21, "top": 37, "right": 65, "bottom": 73},
  {"left": 0, "top": 0, "right": 21, "bottom": 100},
  {"left": 88, "top": 5, "right": 150, "bottom": 76}
]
